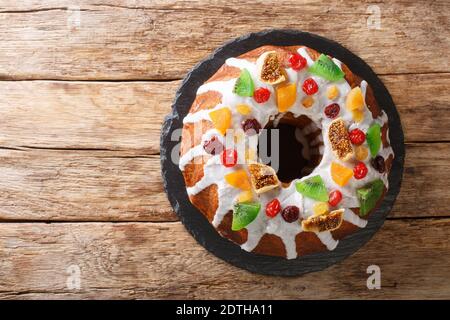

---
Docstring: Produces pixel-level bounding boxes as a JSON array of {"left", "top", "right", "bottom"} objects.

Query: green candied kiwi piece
[
  {"left": 357, "top": 179, "right": 385, "bottom": 216},
  {"left": 308, "top": 54, "right": 345, "bottom": 82},
  {"left": 295, "top": 175, "right": 329, "bottom": 202},
  {"left": 366, "top": 123, "right": 382, "bottom": 157},
  {"left": 232, "top": 202, "right": 261, "bottom": 231},
  {"left": 233, "top": 68, "right": 255, "bottom": 97}
]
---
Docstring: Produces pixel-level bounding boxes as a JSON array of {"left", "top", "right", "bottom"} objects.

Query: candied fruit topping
[
  {"left": 302, "top": 96, "right": 314, "bottom": 108},
  {"left": 259, "top": 52, "right": 286, "bottom": 85},
  {"left": 324, "top": 103, "right": 340, "bottom": 119},
  {"left": 245, "top": 148, "right": 257, "bottom": 163},
  {"left": 349, "top": 128, "right": 366, "bottom": 145},
  {"left": 302, "top": 78, "right": 319, "bottom": 95},
  {"left": 327, "top": 85, "right": 339, "bottom": 100},
  {"left": 281, "top": 206, "right": 300, "bottom": 223},
  {"left": 276, "top": 82, "right": 297, "bottom": 112},
  {"left": 289, "top": 52, "right": 307, "bottom": 71},
  {"left": 237, "top": 190, "right": 253, "bottom": 203},
  {"left": 248, "top": 163, "right": 279, "bottom": 194},
  {"left": 313, "top": 202, "right": 329, "bottom": 216},
  {"left": 366, "top": 123, "right": 382, "bottom": 157},
  {"left": 302, "top": 209, "right": 344, "bottom": 232},
  {"left": 236, "top": 104, "right": 251, "bottom": 115},
  {"left": 234, "top": 69, "right": 255, "bottom": 97},
  {"left": 221, "top": 149, "right": 238, "bottom": 168},
  {"left": 266, "top": 199, "right": 281, "bottom": 218},
  {"left": 203, "top": 136, "right": 223, "bottom": 155},
  {"left": 331, "top": 162, "right": 353, "bottom": 187},
  {"left": 253, "top": 87, "right": 271, "bottom": 103},
  {"left": 353, "top": 161, "right": 368, "bottom": 179},
  {"left": 242, "top": 118, "right": 262, "bottom": 135},
  {"left": 328, "top": 118, "right": 354, "bottom": 161},
  {"left": 371, "top": 155, "right": 386, "bottom": 173},
  {"left": 355, "top": 145, "right": 369, "bottom": 161},
  {"left": 232, "top": 202, "right": 261, "bottom": 231},
  {"left": 346, "top": 87, "right": 365, "bottom": 111},
  {"left": 225, "top": 169, "right": 251, "bottom": 190},
  {"left": 209, "top": 107, "right": 232, "bottom": 135},
  {"left": 352, "top": 109, "right": 365, "bottom": 123},
  {"left": 328, "top": 190, "right": 343, "bottom": 207}
]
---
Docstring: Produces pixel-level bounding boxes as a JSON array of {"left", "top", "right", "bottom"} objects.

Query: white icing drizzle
[{"left": 179, "top": 47, "right": 394, "bottom": 259}]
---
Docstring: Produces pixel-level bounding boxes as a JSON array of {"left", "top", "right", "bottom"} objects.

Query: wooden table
[{"left": 0, "top": 0, "right": 449, "bottom": 299}]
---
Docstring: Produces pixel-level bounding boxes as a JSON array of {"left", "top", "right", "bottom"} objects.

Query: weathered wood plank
[
  {"left": 0, "top": 151, "right": 174, "bottom": 221},
  {"left": 0, "top": 81, "right": 176, "bottom": 153},
  {"left": 0, "top": 219, "right": 448, "bottom": 299},
  {"left": 0, "top": 143, "right": 447, "bottom": 221},
  {"left": 0, "top": 74, "right": 448, "bottom": 154},
  {"left": 0, "top": 0, "right": 448, "bottom": 80}
]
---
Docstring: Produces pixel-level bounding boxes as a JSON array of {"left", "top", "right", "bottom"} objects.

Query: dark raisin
[
  {"left": 324, "top": 103, "right": 340, "bottom": 119},
  {"left": 242, "top": 118, "right": 261, "bottom": 135},
  {"left": 203, "top": 136, "right": 223, "bottom": 155},
  {"left": 371, "top": 155, "right": 386, "bottom": 173},
  {"left": 281, "top": 206, "right": 300, "bottom": 223}
]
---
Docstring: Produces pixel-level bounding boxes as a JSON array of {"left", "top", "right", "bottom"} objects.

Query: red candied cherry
[
  {"left": 328, "top": 190, "right": 343, "bottom": 207},
  {"left": 253, "top": 87, "right": 271, "bottom": 103},
  {"left": 266, "top": 199, "right": 281, "bottom": 218},
  {"left": 302, "top": 78, "right": 318, "bottom": 95},
  {"left": 349, "top": 128, "right": 366, "bottom": 145},
  {"left": 221, "top": 149, "right": 237, "bottom": 168},
  {"left": 353, "top": 161, "right": 368, "bottom": 179},
  {"left": 281, "top": 205, "right": 300, "bottom": 223},
  {"left": 288, "top": 52, "right": 307, "bottom": 71},
  {"left": 324, "top": 103, "right": 340, "bottom": 119},
  {"left": 242, "top": 118, "right": 262, "bottom": 135},
  {"left": 203, "top": 136, "right": 223, "bottom": 155}
]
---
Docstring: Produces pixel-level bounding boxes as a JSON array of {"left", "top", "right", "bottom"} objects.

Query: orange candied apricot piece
[
  {"left": 209, "top": 107, "right": 232, "bottom": 135},
  {"left": 276, "top": 83, "right": 297, "bottom": 112},
  {"left": 225, "top": 169, "right": 252, "bottom": 191},
  {"left": 331, "top": 162, "right": 353, "bottom": 187}
]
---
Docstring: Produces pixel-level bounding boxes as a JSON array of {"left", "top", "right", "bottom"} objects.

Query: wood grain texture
[
  {"left": 0, "top": 219, "right": 448, "bottom": 299},
  {"left": 0, "top": 74, "right": 449, "bottom": 154},
  {"left": 0, "top": 0, "right": 448, "bottom": 80},
  {"left": 0, "top": 143, "right": 447, "bottom": 221},
  {"left": 0, "top": 0, "right": 448, "bottom": 300}
]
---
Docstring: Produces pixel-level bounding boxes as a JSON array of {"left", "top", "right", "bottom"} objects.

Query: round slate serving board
[{"left": 160, "top": 29, "right": 405, "bottom": 276}]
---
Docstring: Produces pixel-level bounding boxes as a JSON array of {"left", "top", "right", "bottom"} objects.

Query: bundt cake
[{"left": 178, "top": 45, "right": 394, "bottom": 259}]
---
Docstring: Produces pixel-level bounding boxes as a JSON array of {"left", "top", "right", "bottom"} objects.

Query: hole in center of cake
[{"left": 259, "top": 116, "right": 322, "bottom": 184}]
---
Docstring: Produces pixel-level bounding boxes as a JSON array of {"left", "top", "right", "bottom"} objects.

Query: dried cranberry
[
  {"left": 203, "top": 136, "right": 223, "bottom": 155},
  {"left": 353, "top": 161, "right": 368, "bottom": 179},
  {"left": 281, "top": 206, "right": 300, "bottom": 223},
  {"left": 324, "top": 103, "right": 340, "bottom": 119},
  {"left": 349, "top": 129, "right": 366, "bottom": 145},
  {"left": 266, "top": 199, "right": 281, "bottom": 218},
  {"left": 328, "top": 190, "right": 343, "bottom": 207},
  {"left": 371, "top": 155, "right": 386, "bottom": 173},
  {"left": 253, "top": 87, "right": 271, "bottom": 103},
  {"left": 302, "top": 78, "right": 318, "bottom": 95},
  {"left": 221, "top": 149, "right": 237, "bottom": 168},
  {"left": 288, "top": 53, "right": 307, "bottom": 71},
  {"left": 242, "top": 118, "right": 261, "bottom": 135}
]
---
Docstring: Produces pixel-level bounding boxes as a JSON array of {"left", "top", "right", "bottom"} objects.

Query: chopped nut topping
[{"left": 328, "top": 118, "right": 354, "bottom": 161}]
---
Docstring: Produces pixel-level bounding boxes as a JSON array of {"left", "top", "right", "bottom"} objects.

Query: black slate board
[{"left": 160, "top": 29, "right": 405, "bottom": 276}]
